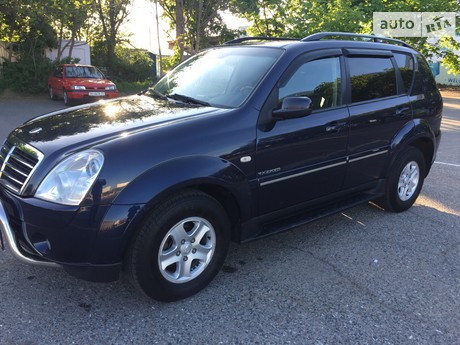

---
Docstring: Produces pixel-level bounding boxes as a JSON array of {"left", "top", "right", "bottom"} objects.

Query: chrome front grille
[{"left": 0, "top": 140, "right": 43, "bottom": 194}]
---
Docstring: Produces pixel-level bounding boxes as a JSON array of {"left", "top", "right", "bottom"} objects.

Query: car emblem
[{"left": 29, "top": 127, "right": 42, "bottom": 134}]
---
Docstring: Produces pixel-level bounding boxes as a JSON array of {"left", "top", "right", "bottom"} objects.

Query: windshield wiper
[
  {"left": 167, "top": 93, "right": 211, "bottom": 107},
  {"left": 147, "top": 89, "right": 168, "bottom": 100}
]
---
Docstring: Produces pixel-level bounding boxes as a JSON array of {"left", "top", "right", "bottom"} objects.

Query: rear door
[
  {"left": 256, "top": 50, "right": 350, "bottom": 214},
  {"left": 343, "top": 50, "right": 412, "bottom": 188}
]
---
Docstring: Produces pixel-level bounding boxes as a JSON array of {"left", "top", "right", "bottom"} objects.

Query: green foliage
[
  {"left": 94, "top": 0, "right": 132, "bottom": 69},
  {"left": 91, "top": 43, "right": 155, "bottom": 82},
  {"left": 0, "top": 0, "right": 59, "bottom": 93},
  {"left": 161, "top": 46, "right": 183, "bottom": 72},
  {"left": 231, "top": 0, "right": 460, "bottom": 73},
  {"left": 50, "top": 0, "right": 94, "bottom": 61},
  {"left": 0, "top": 56, "right": 53, "bottom": 93},
  {"left": 159, "top": 0, "right": 241, "bottom": 58},
  {"left": 111, "top": 47, "right": 155, "bottom": 82},
  {"left": 116, "top": 80, "right": 154, "bottom": 95}
]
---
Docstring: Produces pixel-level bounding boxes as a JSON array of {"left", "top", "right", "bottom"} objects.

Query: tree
[
  {"left": 94, "top": 0, "right": 132, "bottom": 69},
  {"left": 0, "top": 0, "right": 58, "bottom": 92},
  {"left": 230, "top": 0, "right": 288, "bottom": 37},
  {"left": 231, "top": 0, "right": 460, "bottom": 74},
  {"left": 51, "top": 0, "right": 95, "bottom": 62},
  {"left": 157, "top": 0, "right": 236, "bottom": 62},
  {"left": 0, "top": 0, "right": 57, "bottom": 58}
]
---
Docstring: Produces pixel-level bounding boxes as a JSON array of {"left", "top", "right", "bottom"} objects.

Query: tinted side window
[
  {"left": 348, "top": 57, "right": 397, "bottom": 103},
  {"left": 279, "top": 57, "right": 341, "bottom": 111},
  {"left": 394, "top": 53, "right": 414, "bottom": 93},
  {"left": 412, "top": 54, "right": 438, "bottom": 95}
]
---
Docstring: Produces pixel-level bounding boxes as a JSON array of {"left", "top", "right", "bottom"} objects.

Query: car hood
[
  {"left": 67, "top": 77, "right": 115, "bottom": 86},
  {"left": 9, "top": 95, "right": 221, "bottom": 154}
]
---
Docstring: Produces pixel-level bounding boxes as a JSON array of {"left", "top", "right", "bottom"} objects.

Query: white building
[{"left": 45, "top": 40, "right": 91, "bottom": 65}]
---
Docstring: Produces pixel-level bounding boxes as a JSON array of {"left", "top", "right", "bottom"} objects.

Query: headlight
[
  {"left": 35, "top": 150, "right": 104, "bottom": 206},
  {"left": 70, "top": 85, "right": 86, "bottom": 90},
  {"left": 105, "top": 85, "right": 117, "bottom": 91}
]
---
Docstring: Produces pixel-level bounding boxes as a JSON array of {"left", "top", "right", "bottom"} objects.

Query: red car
[{"left": 48, "top": 64, "right": 119, "bottom": 105}]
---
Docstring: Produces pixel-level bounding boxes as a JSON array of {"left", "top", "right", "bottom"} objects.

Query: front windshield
[
  {"left": 151, "top": 47, "right": 283, "bottom": 108},
  {"left": 65, "top": 66, "right": 104, "bottom": 79}
]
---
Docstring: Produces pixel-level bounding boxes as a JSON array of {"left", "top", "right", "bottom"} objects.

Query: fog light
[{"left": 31, "top": 234, "right": 51, "bottom": 255}]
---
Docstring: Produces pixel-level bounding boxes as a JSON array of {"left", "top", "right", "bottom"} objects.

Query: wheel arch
[
  {"left": 389, "top": 119, "right": 437, "bottom": 177},
  {"left": 126, "top": 183, "right": 244, "bottom": 246},
  {"left": 113, "top": 156, "right": 253, "bottom": 255}
]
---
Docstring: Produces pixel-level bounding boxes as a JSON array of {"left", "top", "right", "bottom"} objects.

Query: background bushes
[{"left": 0, "top": 46, "right": 157, "bottom": 95}]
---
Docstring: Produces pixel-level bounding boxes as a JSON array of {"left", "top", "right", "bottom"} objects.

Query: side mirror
[{"left": 272, "top": 97, "right": 312, "bottom": 120}]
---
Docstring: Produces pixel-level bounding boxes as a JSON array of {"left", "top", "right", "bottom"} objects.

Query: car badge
[{"left": 29, "top": 127, "right": 43, "bottom": 134}]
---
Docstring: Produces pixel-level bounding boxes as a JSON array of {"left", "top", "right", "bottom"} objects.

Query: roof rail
[
  {"left": 302, "top": 32, "right": 413, "bottom": 48},
  {"left": 225, "top": 36, "right": 298, "bottom": 45}
]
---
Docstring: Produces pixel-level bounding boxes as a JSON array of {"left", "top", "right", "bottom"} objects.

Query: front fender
[
  {"left": 90, "top": 156, "right": 253, "bottom": 264},
  {"left": 112, "top": 155, "right": 251, "bottom": 207}
]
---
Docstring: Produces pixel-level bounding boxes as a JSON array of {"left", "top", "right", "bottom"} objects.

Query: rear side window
[
  {"left": 348, "top": 57, "right": 397, "bottom": 103},
  {"left": 412, "top": 54, "right": 438, "bottom": 95},
  {"left": 394, "top": 53, "right": 414, "bottom": 93}
]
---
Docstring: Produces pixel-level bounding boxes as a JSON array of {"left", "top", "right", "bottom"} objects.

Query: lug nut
[
  {"left": 176, "top": 251, "right": 181, "bottom": 256},
  {"left": 183, "top": 256, "right": 188, "bottom": 261},
  {"left": 192, "top": 249, "right": 197, "bottom": 254}
]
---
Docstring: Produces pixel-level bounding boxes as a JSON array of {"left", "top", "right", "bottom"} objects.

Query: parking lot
[{"left": 0, "top": 93, "right": 459, "bottom": 344}]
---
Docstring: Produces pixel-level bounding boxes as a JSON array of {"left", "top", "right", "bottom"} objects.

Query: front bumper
[
  {"left": 0, "top": 189, "right": 125, "bottom": 282},
  {"left": 67, "top": 90, "right": 119, "bottom": 100},
  {"left": 0, "top": 200, "right": 59, "bottom": 267}
]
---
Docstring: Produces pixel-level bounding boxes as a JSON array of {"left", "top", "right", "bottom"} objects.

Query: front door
[{"left": 256, "top": 53, "right": 350, "bottom": 215}]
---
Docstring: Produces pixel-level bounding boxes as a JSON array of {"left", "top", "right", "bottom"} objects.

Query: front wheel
[
  {"left": 63, "top": 90, "right": 72, "bottom": 106},
  {"left": 376, "top": 147, "right": 426, "bottom": 212},
  {"left": 126, "top": 190, "right": 230, "bottom": 301}
]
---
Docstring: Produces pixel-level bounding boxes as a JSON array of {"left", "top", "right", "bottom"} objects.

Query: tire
[
  {"left": 376, "top": 147, "right": 426, "bottom": 212},
  {"left": 126, "top": 190, "right": 230, "bottom": 301},
  {"left": 49, "top": 86, "right": 57, "bottom": 100},
  {"left": 63, "top": 90, "right": 72, "bottom": 106}
]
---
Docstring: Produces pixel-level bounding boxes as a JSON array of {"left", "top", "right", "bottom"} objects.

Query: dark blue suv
[{"left": 0, "top": 33, "right": 442, "bottom": 301}]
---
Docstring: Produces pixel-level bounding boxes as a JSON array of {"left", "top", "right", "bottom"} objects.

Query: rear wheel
[
  {"left": 126, "top": 190, "right": 230, "bottom": 301},
  {"left": 376, "top": 147, "right": 426, "bottom": 212}
]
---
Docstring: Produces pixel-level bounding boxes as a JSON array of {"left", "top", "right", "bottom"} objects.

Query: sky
[{"left": 122, "top": 0, "right": 172, "bottom": 54}]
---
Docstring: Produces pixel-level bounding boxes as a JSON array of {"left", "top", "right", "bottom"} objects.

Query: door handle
[
  {"left": 326, "top": 121, "right": 346, "bottom": 132},
  {"left": 394, "top": 107, "right": 410, "bottom": 117}
]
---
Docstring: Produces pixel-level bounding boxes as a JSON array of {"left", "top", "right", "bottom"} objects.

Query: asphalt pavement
[{"left": 0, "top": 93, "right": 459, "bottom": 345}]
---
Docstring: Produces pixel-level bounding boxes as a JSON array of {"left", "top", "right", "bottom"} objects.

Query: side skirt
[{"left": 239, "top": 180, "right": 385, "bottom": 243}]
